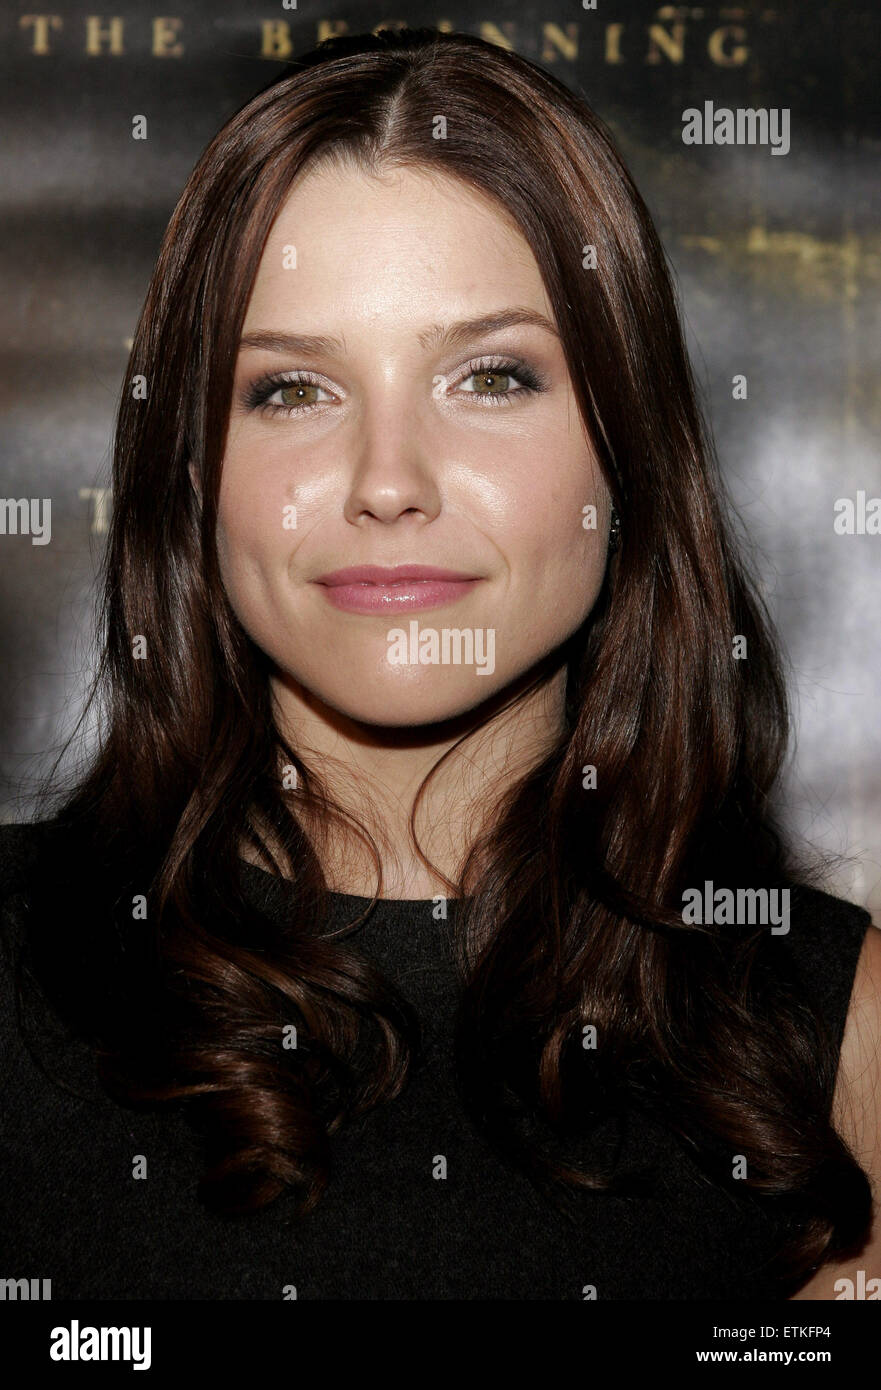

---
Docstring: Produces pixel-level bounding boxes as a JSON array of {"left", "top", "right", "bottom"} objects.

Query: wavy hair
[{"left": 26, "top": 26, "right": 871, "bottom": 1291}]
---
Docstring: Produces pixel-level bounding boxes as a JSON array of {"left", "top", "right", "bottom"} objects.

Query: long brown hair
[{"left": 26, "top": 27, "right": 870, "bottom": 1290}]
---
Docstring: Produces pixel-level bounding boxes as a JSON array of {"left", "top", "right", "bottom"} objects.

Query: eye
[
  {"left": 453, "top": 356, "right": 548, "bottom": 406},
  {"left": 243, "top": 372, "right": 334, "bottom": 417},
  {"left": 274, "top": 380, "right": 332, "bottom": 409},
  {"left": 241, "top": 355, "right": 549, "bottom": 418}
]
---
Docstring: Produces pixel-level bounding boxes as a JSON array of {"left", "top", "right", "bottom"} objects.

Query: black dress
[{"left": 0, "top": 820, "right": 872, "bottom": 1299}]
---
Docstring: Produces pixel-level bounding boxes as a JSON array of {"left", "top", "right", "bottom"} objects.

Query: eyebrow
[{"left": 238, "top": 308, "right": 560, "bottom": 358}]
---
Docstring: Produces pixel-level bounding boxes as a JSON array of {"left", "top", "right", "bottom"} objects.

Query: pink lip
[
  {"left": 313, "top": 564, "right": 482, "bottom": 614},
  {"left": 316, "top": 565, "right": 479, "bottom": 585}
]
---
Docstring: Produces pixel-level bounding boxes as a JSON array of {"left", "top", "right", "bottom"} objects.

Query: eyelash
[{"left": 243, "top": 356, "right": 548, "bottom": 418}]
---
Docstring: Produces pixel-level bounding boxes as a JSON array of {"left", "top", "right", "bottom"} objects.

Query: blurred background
[{"left": 1, "top": 1, "right": 879, "bottom": 913}]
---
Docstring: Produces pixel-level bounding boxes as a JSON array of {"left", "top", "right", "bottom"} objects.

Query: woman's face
[{"left": 217, "top": 159, "right": 610, "bottom": 727}]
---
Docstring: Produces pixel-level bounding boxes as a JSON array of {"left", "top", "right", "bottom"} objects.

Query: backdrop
[{"left": 2, "top": 1, "right": 879, "bottom": 914}]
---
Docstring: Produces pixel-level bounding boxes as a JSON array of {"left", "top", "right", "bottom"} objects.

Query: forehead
[{"left": 243, "top": 159, "right": 552, "bottom": 331}]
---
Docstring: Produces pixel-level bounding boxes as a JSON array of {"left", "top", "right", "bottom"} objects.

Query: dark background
[{"left": 1, "top": 1, "right": 879, "bottom": 913}]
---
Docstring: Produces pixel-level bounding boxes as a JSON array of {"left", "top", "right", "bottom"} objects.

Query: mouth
[
  {"left": 315, "top": 564, "right": 481, "bottom": 586},
  {"left": 313, "top": 565, "right": 483, "bottom": 614}
]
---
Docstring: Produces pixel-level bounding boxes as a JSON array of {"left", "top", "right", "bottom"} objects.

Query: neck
[{"left": 257, "top": 656, "right": 568, "bottom": 900}]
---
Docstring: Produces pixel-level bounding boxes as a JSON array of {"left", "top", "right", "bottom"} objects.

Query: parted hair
[{"left": 26, "top": 27, "right": 871, "bottom": 1293}]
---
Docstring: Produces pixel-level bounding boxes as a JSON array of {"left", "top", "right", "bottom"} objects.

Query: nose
[{"left": 342, "top": 391, "right": 443, "bottom": 527}]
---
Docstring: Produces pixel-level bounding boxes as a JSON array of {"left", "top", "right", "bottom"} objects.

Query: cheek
[
  {"left": 215, "top": 455, "right": 288, "bottom": 597},
  {"left": 491, "top": 446, "right": 607, "bottom": 603},
  {"left": 510, "top": 526, "right": 605, "bottom": 650}
]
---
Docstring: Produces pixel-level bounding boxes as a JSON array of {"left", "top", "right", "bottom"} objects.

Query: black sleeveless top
[{"left": 0, "top": 821, "right": 872, "bottom": 1300}]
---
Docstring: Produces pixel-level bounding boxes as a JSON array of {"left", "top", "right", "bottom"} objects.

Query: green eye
[
  {"left": 468, "top": 371, "right": 511, "bottom": 394},
  {"left": 278, "top": 383, "right": 323, "bottom": 407},
  {"left": 245, "top": 356, "right": 547, "bottom": 417},
  {"left": 455, "top": 356, "right": 546, "bottom": 404}
]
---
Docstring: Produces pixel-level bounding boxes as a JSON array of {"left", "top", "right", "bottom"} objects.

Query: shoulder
[
  {"left": 0, "top": 818, "right": 108, "bottom": 1104},
  {"left": 0, "top": 821, "right": 59, "bottom": 1048},
  {"left": 0, "top": 816, "right": 93, "bottom": 898},
  {"left": 834, "top": 920, "right": 881, "bottom": 1189},
  {"left": 773, "top": 883, "right": 874, "bottom": 1050},
  {"left": 0, "top": 818, "right": 52, "bottom": 887},
  {"left": 0, "top": 817, "right": 87, "bottom": 977},
  {"left": 0, "top": 819, "right": 57, "bottom": 936},
  {"left": 790, "top": 914, "right": 881, "bottom": 1297},
  {"left": 783, "top": 880, "right": 873, "bottom": 952}
]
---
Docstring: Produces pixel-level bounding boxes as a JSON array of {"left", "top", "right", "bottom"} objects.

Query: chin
[{"left": 323, "top": 677, "right": 505, "bottom": 730}]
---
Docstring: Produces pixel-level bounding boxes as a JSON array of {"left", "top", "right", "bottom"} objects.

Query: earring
[{"left": 608, "top": 507, "right": 621, "bottom": 553}]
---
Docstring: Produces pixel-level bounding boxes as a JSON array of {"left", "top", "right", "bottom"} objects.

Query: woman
[{"left": 1, "top": 26, "right": 878, "bottom": 1300}]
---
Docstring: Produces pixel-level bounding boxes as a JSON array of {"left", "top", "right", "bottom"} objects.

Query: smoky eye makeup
[{"left": 237, "top": 352, "right": 552, "bottom": 419}]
